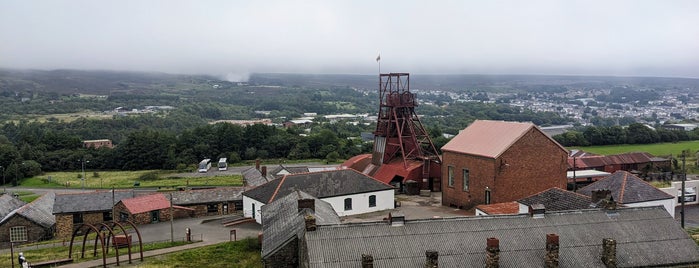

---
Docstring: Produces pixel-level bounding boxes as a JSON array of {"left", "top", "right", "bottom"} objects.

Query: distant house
[
  {"left": 578, "top": 171, "right": 676, "bottom": 217},
  {"left": 83, "top": 139, "right": 114, "bottom": 149},
  {"left": 170, "top": 187, "right": 244, "bottom": 217},
  {"left": 242, "top": 167, "right": 273, "bottom": 188},
  {"left": 243, "top": 169, "right": 394, "bottom": 223},
  {"left": 0, "top": 193, "right": 55, "bottom": 244},
  {"left": 663, "top": 123, "right": 698, "bottom": 131},
  {"left": 113, "top": 194, "right": 194, "bottom": 225},
  {"left": 53, "top": 191, "right": 135, "bottom": 238},
  {"left": 441, "top": 120, "right": 568, "bottom": 209},
  {"left": 261, "top": 190, "right": 340, "bottom": 267},
  {"left": 301, "top": 206, "right": 699, "bottom": 267}
]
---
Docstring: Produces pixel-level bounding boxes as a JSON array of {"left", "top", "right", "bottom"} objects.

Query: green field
[
  {"left": 136, "top": 238, "right": 262, "bottom": 268},
  {"left": 570, "top": 140, "right": 699, "bottom": 156},
  {"left": 22, "top": 170, "right": 243, "bottom": 189}
]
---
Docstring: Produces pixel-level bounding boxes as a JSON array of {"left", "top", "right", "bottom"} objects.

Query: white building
[{"left": 242, "top": 169, "right": 395, "bottom": 223}]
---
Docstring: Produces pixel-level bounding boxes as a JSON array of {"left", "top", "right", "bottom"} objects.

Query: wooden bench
[{"left": 29, "top": 258, "right": 73, "bottom": 267}]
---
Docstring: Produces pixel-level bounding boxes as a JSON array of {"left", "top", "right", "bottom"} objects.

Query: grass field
[
  {"left": 136, "top": 238, "right": 262, "bottom": 268},
  {"left": 22, "top": 170, "right": 243, "bottom": 189},
  {"left": 570, "top": 140, "right": 699, "bottom": 156}
]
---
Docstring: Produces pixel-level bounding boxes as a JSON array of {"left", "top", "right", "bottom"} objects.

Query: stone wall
[
  {"left": 0, "top": 215, "right": 53, "bottom": 243},
  {"left": 54, "top": 211, "right": 109, "bottom": 239},
  {"left": 264, "top": 237, "right": 299, "bottom": 268}
]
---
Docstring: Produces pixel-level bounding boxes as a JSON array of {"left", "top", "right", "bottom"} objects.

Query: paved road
[{"left": 676, "top": 204, "right": 699, "bottom": 228}]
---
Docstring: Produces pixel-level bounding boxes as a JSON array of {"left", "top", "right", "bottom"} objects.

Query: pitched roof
[
  {"left": 54, "top": 191, "right": 135, "bottom": 214},
  {"left": 475, "top": 202, "right": 519, "bottom": 215},
  {"left": 569, "top": 152, "right": 669, "bottom": 169},
  {"left": 305, "top": 206, "right": 699, "bottom": 267},
  {"left": 0, "top": 194, "right": 26, "bottom": 219},
  {"left": 261, "top": 190, "right": 340, "bottom": 258},
  {"left": 170, "top": 187, "right": 244, "bottom": 205},
  {"left": 578, "top": 171, "right": 674, "bottom": 204},
  {"left": 242, "top": 167, "right": 272, "bottom": 187},
  {"left": 518, "top": 187, "right": 593, "bottom": 211},
  {"left": 441, "top": 120, "right": 567, "bottom": 158},
  {"left": 243, "top": 169, "right": 393, "bottom": 203},
  {"left": 120, "top": 193, "right": 190, "bottom": 214},
  {"left": 1, "top": 192, "right": 55, "bottom": 229}
]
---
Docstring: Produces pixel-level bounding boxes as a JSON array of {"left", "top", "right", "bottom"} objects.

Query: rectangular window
[
  {"left": 207, "top": 204, "right": 219, "bottom": 213},
  {"left": 344, "top": 198, "right": 353, "bottom": 211},
  {"left": 120, "top": 212, "right": 129, "bottom": 222},
  {"left": 369, "top": 195, "right": 377, "bottom": 207},
  {"left": 448, "top": 166, "right": 454, "bottom": 187},
  {"left": 10, "top": 226, "right": 28, "bottom": 242},
  {"left": 73, "top": 213, "right": 83, "bottom": 224},
  {"left": 103, "top": 211, "right": 113, "bottom": 222},
  {"left": 462, "top": 169, "right": 470, "bottom": 192}
]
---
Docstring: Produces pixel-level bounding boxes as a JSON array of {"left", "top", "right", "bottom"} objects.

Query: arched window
[
  {"left": 369, "top": 195, "right": 377, "bottom": 207},
  {"left": 344, "top": 198, "right": 353, "bottom": 211}
]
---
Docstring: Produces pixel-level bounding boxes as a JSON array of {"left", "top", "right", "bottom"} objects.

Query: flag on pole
[{"left": 376, "top": 54, "right": 381, "bottom": 62}]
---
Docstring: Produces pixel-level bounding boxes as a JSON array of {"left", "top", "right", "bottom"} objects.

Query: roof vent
[
  {"left": 389, "top": 212, "right": 405, "bottom": 227},
  {"left": 529, "top": 204, "right": 545, "bottom": 219}
]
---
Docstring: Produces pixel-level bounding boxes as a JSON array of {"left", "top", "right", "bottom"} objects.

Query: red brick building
[
  {"left": 114, "top": 194, "right": 193, "bottom": 225},
  {"left": 441, "top": 120, "right": 568, "bottom": 209},
  {"left": 83, "top": 139, "right": 113, "bottom": 149}
]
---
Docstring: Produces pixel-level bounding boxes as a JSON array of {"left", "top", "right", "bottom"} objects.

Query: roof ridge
[
  {"left": 618, "top": 171, "right": 628, "bottom": 203},
  {"left": 344, "top": 168, "right": 394, "bottom": 187},
  {"left": 269, "top": 174, "right": 289, "bottom": 203}
]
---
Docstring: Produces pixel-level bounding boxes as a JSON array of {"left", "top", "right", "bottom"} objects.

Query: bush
[
  {"left": 138, "top": 172, "right": 160, "bottom": 181},
  {"left": 92, "top": 172, "right": 100, "bottom": 178}
]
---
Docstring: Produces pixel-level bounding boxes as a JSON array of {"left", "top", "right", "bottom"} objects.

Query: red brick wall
[{"left": 442, "top": 128, "right": 567, "bottom": 209}]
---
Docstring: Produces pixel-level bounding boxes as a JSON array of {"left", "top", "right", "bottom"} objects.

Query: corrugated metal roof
[
  {"left": 578, "top": 171, "right": 674, "bottom": 204},
  {"left": 441, "top": 120, "right": 567, "bottom": 158},
  {"left": 305, "top": 206, "right": 699, "bottom": 267}
]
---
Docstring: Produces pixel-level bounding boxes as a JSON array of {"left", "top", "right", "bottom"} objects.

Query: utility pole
[
  {"left": 572, "top": 156, "right": 577, "bottom": 192},
  {"left": 681, "top": 155, "right": 686, "bottom": 228},
  {"left": 170, "top": 193, "right": 174, "bottom": 243},
  {"left": 80, "top": 159, "right": 89, "bottom": 190}
]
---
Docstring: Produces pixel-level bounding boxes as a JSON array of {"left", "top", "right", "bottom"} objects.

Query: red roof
[
  {"left": 475, "top": 202, "right": 520, "bottom": 215},
  {"left": 441, "top": 120, "right": 567, "bottom": 158},
  {"left": 121, "top": 194, "right": 192, "bottom": 214}
]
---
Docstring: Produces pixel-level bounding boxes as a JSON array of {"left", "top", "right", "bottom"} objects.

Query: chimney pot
[
  {"left": 389, "top": 212, "right": 405, "bottom": 226},
  {"left": 304, "top": 215, "right": 317, "bottom": 231},
  {"left": 486, "top": 237, "right": 500, "bottom": 268},
  {"left": 591, "top": 189, "right": 611, "bottom": 203},
  {"left": 361, "top": 254, "right": 374, "bottom": 268},
  {"left": 545, "top": 234, "right": 560, "bottom": 268},
  {"left": 261, "top": 166, "right": 267, "bottom": 177},
  {"left": 529, "top": 204, "right": 546, "bottom": 218},
  {"left": 255, "top": 159, "right": 261, "bottom": 170},
  {"left": 425, "top": 250, "right": 438, "bottom": 268},
  {"left": 602, "top": 238, "right": 617, "bottom": 268}
]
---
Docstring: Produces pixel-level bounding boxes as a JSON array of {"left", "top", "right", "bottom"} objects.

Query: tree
[{"left": 626, "top": 123, "right": 659, "bottom": 144}]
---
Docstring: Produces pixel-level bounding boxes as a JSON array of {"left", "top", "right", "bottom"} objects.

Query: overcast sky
[{"left": 2, "top": 0, "right": 698, "bottom": 79}]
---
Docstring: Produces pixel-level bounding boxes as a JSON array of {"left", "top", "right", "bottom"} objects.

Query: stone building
[
  {"left": 0, "top": 192, "right": 55, "bottom": 244},
  {"left": 441, "top": 120, "right": 568, "bottom": 209},
  {"left": 170, "top": 187, "right": 244, "bottom": 217},
  {"left": 82, "top": 139, "right": 113, "bottom": 149},
  {"left": 114, "top": 193, "right": 193, "bottom": 225},
  {"left": 53, "top": 191, "right": 135, "bottom": 238}
]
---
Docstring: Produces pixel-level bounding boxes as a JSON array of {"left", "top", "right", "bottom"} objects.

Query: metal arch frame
[
  {"left": 94, "top": 223, "right": 120, "bottom": 265},
  {"left": 68, "top": 223, "right": 107, "bottom": 267},
  {"left": 67, "top": 220, "right": 145, "bottom": 268},
  {"left": 109, "top": 221, "right": 135, "bottom": 264},
  {"left": 118, "top": 220, "right": 144, "bottom": 261}
]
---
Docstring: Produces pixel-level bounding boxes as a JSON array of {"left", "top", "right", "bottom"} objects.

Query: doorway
[{"left": 151, "top": 211, "right": 160, "bottom": 223}]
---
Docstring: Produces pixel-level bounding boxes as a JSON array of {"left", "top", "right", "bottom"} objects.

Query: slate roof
[
  {"left": 441, "top": 120, "right": 567, "bottom": 158},
  {"left": 577, "top": 171, "right": 674, "bottom": 204},
  {"left": 261, "top": 190, "right": 340, "bottom": 258},
  {"left": 170, "top": 187, "right": 244, "bottom": 205},
  {"left": 120, "top": 193, "right": 192, "bottom": 214},
  {"left": 518, "top": 187, "right": 593, "bottom": 211},
  {"left": 1, "top": 192, "right": 56, "bottom": 229},
  {"left": 54, "top": 191, "right": 135, "bottom": 214},
  {"left": 305, "top": 206, "right": 699, "bottom": 267},
  {"left": 242, "top": 167, "right": 273, "bottom": 187},
  {"left": 0, "top": 194, "right": 26, "bottom": 219},
  {"left": 243, "top": 169, "right": 394, "bottom": 203}
]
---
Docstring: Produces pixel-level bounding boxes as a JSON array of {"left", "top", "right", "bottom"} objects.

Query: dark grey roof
[
  {"left": 0, "top": 194, "right": 26, "bottom": 219},
  {"left": 53, "top": 191, "right": 135, "bottom": 214},
  {"left": 242, "top": 167, "right": 272, "bottom": 187},
  {"left": 578, "top": 171, "right": 674, "bottom": 204},
  {"left": 1, "top": 192, "right": 56, "bottom": 228},
  {"left": 243, "top": 169, "right": 394, "bottom": 203},
  {"left": 261, "top": 190, "right": 340, "bottom": 258},
  {"left": 170, "top": 187, "right": 244, "bottom": 205},
  {"left": 305, "top": 206, "right": 699, "bottom": 267},
  {"left": 518, "top": 187, "right": 593, "bottom": 211}
]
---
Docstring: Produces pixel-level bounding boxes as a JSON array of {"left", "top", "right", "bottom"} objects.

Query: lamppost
[{"left": 80, "top": 159, "right": 89, "bottom": 190}]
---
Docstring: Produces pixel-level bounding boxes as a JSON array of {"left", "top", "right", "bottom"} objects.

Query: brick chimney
[
  {"left": 591, "top": 189, "right": 611, "bottom": 203},
  {"left": 388, "top": 212, "right": 405, "bottom": 227},
  {"left": 528, "top": 204, "right": 546, "bottom": 218},
  {"left": 261, "top": 166, "right": 267, "bottom": 177},
  {"left": 255, "top": 159, "right": 261, "bottom": 170},
  {"left": 424, "top": 250, "right": 438, "bottom": 268},
  {"left": 304, "top": 215, "right": 317, "bottom": 231},
  {"left": 361, "top": 254, "right": 374, "bottom": 268},
  {"left": 298, "top": 198, "right": 315, "bottom": 212},
  {"left": 486, "top": 237, "right": 500, "bottom": 268},
  {"left": 601, "top": 238, "right": 617, "bottom": 268},
  {"left": 545, "top": 234, "right": 559, "bottom": 268}
]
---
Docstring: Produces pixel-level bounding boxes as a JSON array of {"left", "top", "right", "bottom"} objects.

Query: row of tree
[{"left": 553, "top": 123, "right": 699, "bottom": 146}]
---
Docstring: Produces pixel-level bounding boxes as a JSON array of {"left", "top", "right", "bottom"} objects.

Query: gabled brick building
[
  {"left": 114, "top": 194, "right": 194, "bottom": 225},
  {"left": 53, "top": 191, "right": 135, "bottom": 238},
  {"left": 441, "top": 120, "right": 568, "bottom": 209},
  {"left": 0, "top": 192, "right": 55, "bottom": 244}
]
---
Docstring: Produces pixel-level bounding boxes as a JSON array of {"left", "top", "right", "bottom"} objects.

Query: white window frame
[{"left": 10, "top": 226, "right": 28, "bottom": 242}]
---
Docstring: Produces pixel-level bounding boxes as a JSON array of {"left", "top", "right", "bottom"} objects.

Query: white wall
[
  {"left": 321, "top": 189, "right": 394, "bottom": 217},
  {"left": 242, "top": 196, "right": 266, "bottom": 224},
  {"left": 661, "top": 180, "right": 699, "bottom": 206},
  {"left": 624, "top": 199, "right": 676, "bottom": 218}
]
